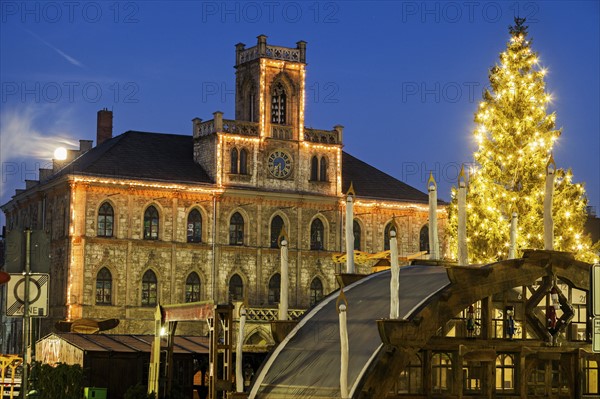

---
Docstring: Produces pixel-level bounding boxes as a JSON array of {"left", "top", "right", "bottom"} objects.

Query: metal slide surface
[{"left": 250, "top": 264, "right": 450, "bottom": 398}]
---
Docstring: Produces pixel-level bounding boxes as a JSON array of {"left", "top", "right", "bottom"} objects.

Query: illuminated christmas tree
[{"left": 448, "top": 18, "right": 598, "bottom": 264}]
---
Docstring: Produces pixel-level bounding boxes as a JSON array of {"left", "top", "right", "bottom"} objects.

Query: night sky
[{"left": 1, "top": 1, "right": 598, "bottom": 227}]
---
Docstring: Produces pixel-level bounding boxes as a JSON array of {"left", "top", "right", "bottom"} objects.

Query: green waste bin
[{"left": 84, "top": 387, "right": 107, "bottom": 399}]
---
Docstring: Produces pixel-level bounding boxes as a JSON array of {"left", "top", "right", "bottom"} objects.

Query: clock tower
[{"left": 193, "top": 35, "right": 342, "bottom": 195}]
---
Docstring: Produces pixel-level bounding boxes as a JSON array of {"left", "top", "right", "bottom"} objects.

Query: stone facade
[{"left": 2, "top": 36, "right": 447, "bottom": 346}]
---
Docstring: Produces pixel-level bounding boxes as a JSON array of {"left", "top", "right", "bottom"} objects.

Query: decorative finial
[
  {"left": 458, "top": 165, "right": 467, "bottom": 187},
  {"left": 336, "top": 288, "right": 348, "bottom": 313},
  {"left": 278, "top": 227, "right": 288, "bottom": 247},
  {"left": 428, "top": 172, "right": 437, "bottom": 191},
  {"left": 346, "top": 182, "right": 355, "bottom": 198},
  {"left": 546, "top": 153, "right": 556, "bottom": 175}
]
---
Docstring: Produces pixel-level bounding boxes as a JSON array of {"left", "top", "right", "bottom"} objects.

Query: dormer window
[{"left": 271, "top": 82, "right": 286, "bottom": 124}]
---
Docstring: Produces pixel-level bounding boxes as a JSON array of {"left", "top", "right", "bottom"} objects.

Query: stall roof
[{"left": 40, "top": 333, "right": 209, "bottom": 354}]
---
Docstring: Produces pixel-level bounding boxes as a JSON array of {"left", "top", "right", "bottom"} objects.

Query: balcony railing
[
  {"left": 239, "top": 45, "right": 301, "bottom": 64},
  {"left": 246, "top": 307, "right": 305, "bottom": 322},
  {"left": 304, "top": 127, "right": 340, "bottom": 144},
  {"left": 195, "top": 115, "right": 259, "bottom": 137}
]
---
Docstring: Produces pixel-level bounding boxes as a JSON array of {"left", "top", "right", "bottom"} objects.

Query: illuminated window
[
  {"left": 185, "top": 272, "right": 201, "bottom": 303},
  {"left": 495, "top": 354, "right": 516, "bottom": 393},
  {"left": 97, "top": 202, "right": 114, "bottom": 237},
  {"left": 310, "top": 277, "right": 323, "bottom": 306},
  {"left": 187, "top": 209, "right": 202, "bottom": 243},
  {"left": 143, "top": 206, "right": 159, "bottom": 240},
  {"left": 270, "top": 215, "right": 284, "bottom": 248},
  {"left": 353, "top": 220, "right": 361, "bottom": 251},
  {"left": 463, "top": 360, "right": 483, "bottom": 393},
  {"left": 384, "top": 223, "right": 396, "bottom": 251},
  {"left": 141, "top": 270, "right": 158, "bottom": 306},
  {"left": 271, "top": 82, "right": 286, "bottom": 124},
  {"left": 95, "top": 267, "right": 112, "bottom": 305},
  {"left": 319, "top": 157, "right": 328, "bottom": 181},
  {"left": 229, "top": 212, "right": 244, "bottom": 245},
  {"left": 584, "top": 359, "right": 599, "bottom": 395},
  {"left": 310, "top": 219, "right": 324, "bottom": 250},
  {"left": 393, "top": 353, "right": 422, "bottom": 394},
  {"left": 239, "top": 148, "right": 248, "bottom": 174},
  {"left": 419, "top": 224, "right": 429, "bottom": 253},
  {"left": 431, "top": 352, "right": 453, "bottom": 394},
  {"left": 268, "top": 273, "right": 281, "bottom": 304},
  {"left": 230, "top": 148, "right": 239, "bottom": 174},
  {"left": 310, "top": 156, "right": 318, "bottom": 181},
  {"left": 229, "top": 274, "right": 244, "bottom": 301}
]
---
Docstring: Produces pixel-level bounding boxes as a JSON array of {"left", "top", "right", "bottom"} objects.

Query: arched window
[
  {"left": 229, "top": 274, "right": 244, "bottom": 301},
  {"left": 310, "top": 156, "right": 318, "bottom": 181},
  {"left": 420, "top": 225, "right": 429, "bottom": 253},
  {"left": 187, "top": 209, "right": 202, "bottom": 243},
  {"left": 230, "top": 148, "right": 239, "bottom": 174},
  {"left": 248, "top": 91, "right": 256, "bottom": 122},
  {"left": 270, "top": 216, "right": 285, "bottom": 248},
  {"left": 268, "top": 273, "right": 281, "bottom": 304},
  {"left": 319, "top": 157, "right": 327, "bottom": 181},
  {"left": 185, "top": 272, "right": 201, "bottom": 303},
  {"left": 271, "top": 82, "right": 286, "bottom": 124},
  {"left": 310, "top": 218, "right": 325, "bottom": 250},
  {"left": 239, "top": 148, "right": 248, "bottom": 174},
  {"left": 97, "top": 202, "right": 114, "bottom": 237},
  {"left": 229, "top": 212, "right": 244, "bottom": 245},
  {"left": 353, "top": 220, "right": 361, "bottom": 251},
  {"left": 141, "top": 270, "right": 158, "bottom": 306},
  {"left": 431, "top": 352, "right": 453, "bottom": 394},
  {"left": 310, "top": 277, "right": 323, "bottom": 306},
  {"left": 495, "top": 354, "right": 515, "bottom": 393},
  {"left": 143, "top": 206, "right": 159, "bottom": 240},
  {"left": 96, "top": 267, "right": 112, "bottom": 305},
  {"left": 394, "top": 353, "right": 423, "bottom": 394},
  {"left": 384, "top": 222, "right": 396, "bottom": 251}
]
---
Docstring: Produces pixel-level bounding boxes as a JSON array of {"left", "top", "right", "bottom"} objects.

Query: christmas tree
[{"left": 448, "top": 17, "right": 598, "bottom": 264}]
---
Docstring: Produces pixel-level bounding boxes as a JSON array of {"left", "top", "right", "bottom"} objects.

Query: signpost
[{"left": 592, "top": 264, "right": 600, "bottom": 353}]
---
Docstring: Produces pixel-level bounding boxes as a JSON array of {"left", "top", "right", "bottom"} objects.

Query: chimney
[{"left": 97, "top": 108, "right": 113, "bottom": 145}]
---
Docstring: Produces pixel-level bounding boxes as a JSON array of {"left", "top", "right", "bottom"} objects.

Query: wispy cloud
[
  {"left": 0, "top": 104, "right": 79, "bottom": 162},
  {"left": 24, "top": 28, "right": 85, "bottom": 68}
]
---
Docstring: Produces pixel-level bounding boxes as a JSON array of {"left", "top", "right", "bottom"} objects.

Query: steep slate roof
[
  {"left": 48, "top": 130, "right": 432, "bottom": 203},
  {"left": 49, "top": 131, "right": 212, "bottom": 184}
]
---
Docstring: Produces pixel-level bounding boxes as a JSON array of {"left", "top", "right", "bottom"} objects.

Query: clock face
[{"left": 267, "top": 150, "right": 293, "bottom": 179}]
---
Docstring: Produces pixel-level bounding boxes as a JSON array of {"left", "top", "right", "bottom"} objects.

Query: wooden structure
[{"left": 250, "top": 250, "right": 599, "bottom": 398}]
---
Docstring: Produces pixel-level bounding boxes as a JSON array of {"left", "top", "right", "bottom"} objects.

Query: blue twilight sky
[{"left": 1, "top": 1, "right": 599, "bottom": 228}]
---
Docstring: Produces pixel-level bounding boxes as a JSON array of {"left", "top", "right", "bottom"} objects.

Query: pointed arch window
[
  {"left": 229, "top": 212, "right": 244, "bottom": 245},
  {"left": 229, "top": 274, "right": 244, "bottom": 301},
  {"left": 495, "top": 354, "right": 516, "bottom": 393},
  {"left": 394, "top": 353, "right": 423, "bottom": 394},
  {"left": 271, "top": 82, "right": 286, "bottom": 124},
  {"left": 248, "top": 92, "right": 256, "bottom": 122},
  {"left": 143, "top": 206, "right": 159, "bottom": 240},
  {"left": 185, "top": 272, "right": 201, "bottom": 303},
  {"left": 141, "top": 270, "right": 158, "bottom": 306},
  {"left": 270, "top": 215, "right": 285, "bottom": 248},
  {"left": 239, "top": 148, "right": 248, "bottom": 174},
  {"left": 310, "top": 218, "right": 325, "bottom": 250},
  {"left": 319, "top": 157, "right": 328, "bottom": 181},
  {"left": 187, "top": 209, "right": 202, "bottom": 243},
  {"left": 96, "top": 267, "right": 112, "bottom": 305},
  {"left": 310, "top": 156, "right": 319, "bottom": 181},
  {"left": 97, "top": 202, "right": 114, "bottom": 237},
  {"left": 268, "top": 273, "right": 281, "bottom": 304},
  {"left": 310, "top": 277, "right": 323, "bottom": 306},
  {"left": 420, "top": 225, "right": 429, "bottom": 253},
  {"left": 230, "top": 148, "right": 239, "bottom": 174},
  {"left": 384, "top": 223, "right": 396, "bottom": 251},
  {"left": 353, "top": 220, "right": 361, "bottom": 251}
]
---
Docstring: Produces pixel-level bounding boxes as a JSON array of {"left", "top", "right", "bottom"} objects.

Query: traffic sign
[
  {"left": 5, "top": 273, "right": 49, "bottom": 317},
  {"left": 593, "top": 317, "right": 600, "bottom": 353}
]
